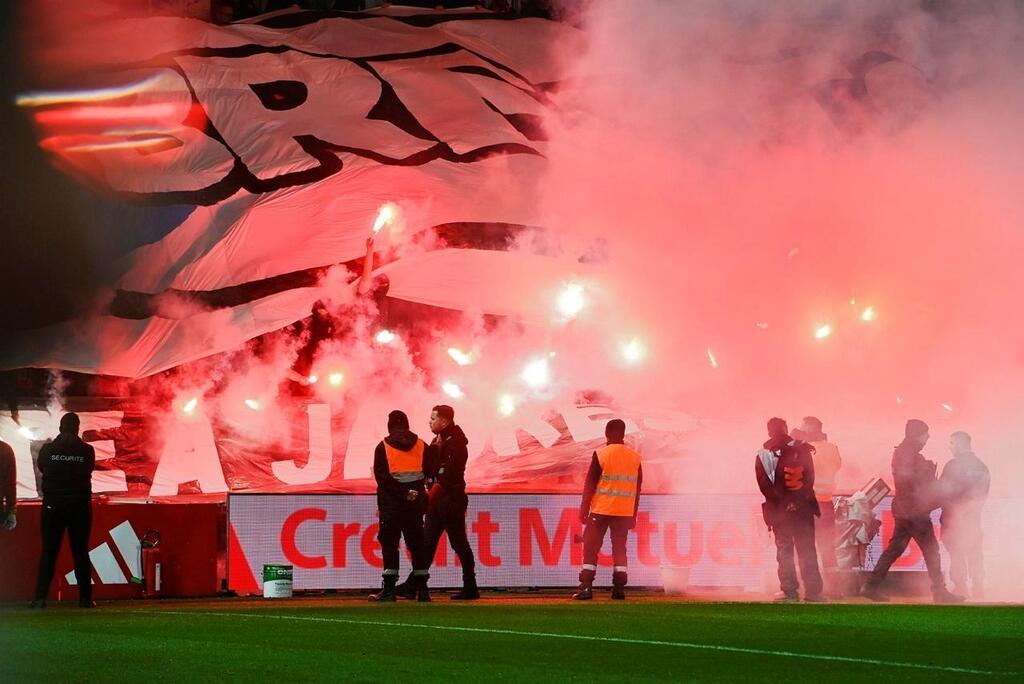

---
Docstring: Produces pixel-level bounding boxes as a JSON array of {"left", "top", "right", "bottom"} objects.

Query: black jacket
[
  {"left": 38, "top": 433, "right": 95, "bottom": 504},
  {"left": 939, "top": 452, "right": 990, "bottom": 527},
  {"left": 426, "top": 424, "right": 469, "bottom": 498},
  {"left": 373, "top": 429, "right": 427, "bottom": 515},
  {"left": 891, "top": 439, "right": 940, "bottom": 519},
  {"left": 755, "top": 436, "right": 819, "bottom": 519}
]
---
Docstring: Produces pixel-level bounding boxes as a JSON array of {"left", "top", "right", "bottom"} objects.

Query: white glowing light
[
  {"left": 620, "top": 338, "right": 646, "bottom": 364},
  {"left": 756, "top": 322, "right": 769, "bottom": 330},
  {"left": 328, "top": 372, "right": 344, "bottom": 387},
  {"left": 372, "top": 203, "right": 396, "bottom": 234},
  {"left": 182, "top": 397, "right": 198, "bottom": 415},
  {"left": 447, "top": 347, "right": 474, "bottom": 366},
  {"left": 18, "top": 426, "right": 37, "bottom": 440},
  {"left": 707, "top": 348, "right": 719, "bottom": 368},
  {"left": 521, "top": 358, "right": 550, "bottom": 388},
  {"left": 556, "top": 282, "right": 586, "bottom": 318},
  {"left": 307, "top": 374, "right": 319, "bottom": 385},
  {"left": 941, "top": 403, "right": 954, "bottom": 412},
  {"left": 896, "top": 396, "right": 903, "bottom": 405},
  {"left": 375, "top": 329, "right": 397, "bottom": 344},
  {"left": 244, "top": 399, "right": 261, "bottom": 411},
  {"left": 498, "top": 393, "right": 516, "bottom": 417},
  {"left": 814, "top": 324, "right": 833, "bottom": 340},
  {"left": 861, "top": 306, "right": 876, "bottom": 322},
  {"left": 441, "top": 381, "right": 464, "bottom": 399}
]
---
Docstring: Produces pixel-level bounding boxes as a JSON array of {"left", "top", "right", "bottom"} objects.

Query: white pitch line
[{"left": 141, "top": 610, "right": 1012, "bottom": 677}]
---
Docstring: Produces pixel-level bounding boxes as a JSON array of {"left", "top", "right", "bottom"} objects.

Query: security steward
[
  {"left": 862, "top": 419, "right": 963, "bottom": 603},
  {"left": 369, "top": 410, "right": 431, "bottom": 602},
  {"left": 1, "top": 436, "right": 17, "bottom": 531},
  {"left": 401, "top": 404, "right": 479, "bottom": 600},
  {"left": 32, "top": 413, "right": 96, "bottom": 608},
  {"left": 572, "top": 419, "right": 642, "bottom": 601},
  {"left": 756, "top": 417, "right": 824, "bottom": 602}
]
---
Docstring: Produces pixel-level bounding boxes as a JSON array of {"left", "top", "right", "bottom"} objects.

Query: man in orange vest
[
  {"left": 796, "top": 416, "right": 842, "bottom": 596},
  {"left": 369, "top": 410, "right": 431, "bottom": 602},
  {"left": 572, "top": 419, "right": 642, "bottom": 601}
]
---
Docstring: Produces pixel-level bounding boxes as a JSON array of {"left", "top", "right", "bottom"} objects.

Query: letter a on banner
[
  {"left": 272, "top": 403, "right": 332, "bottom": 485},
  {"left": 150, "top": 413, "right": 227, "bottom": 496}
]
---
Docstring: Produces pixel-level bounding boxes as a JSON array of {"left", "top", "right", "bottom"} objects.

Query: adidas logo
[{"left": 64, "top": 520, "right": 141, "bottom": 586}]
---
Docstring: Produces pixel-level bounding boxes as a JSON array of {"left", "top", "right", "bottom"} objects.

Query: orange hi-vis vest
[
  {"left": 384, "top": 440, "right": 425, "bottom": 483},
  {"left": 809, "top": 440, "right": 842, "bottom": 502},
  {"left": 590, "top": 444, "right": 641, "bottom": 517}
]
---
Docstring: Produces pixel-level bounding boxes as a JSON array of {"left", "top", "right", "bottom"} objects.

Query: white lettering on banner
[
  {"left": 272, "top": 403, "right": 333, "bottom": 485},
  {"left": 0, "top": 410, "right": 127, "bottom": 498},
  {"left": 228, "top": 494, "right": 774, "bottom": 592},
  {"left": 150, "top": 411, "right": 228, "bottom": 496}
]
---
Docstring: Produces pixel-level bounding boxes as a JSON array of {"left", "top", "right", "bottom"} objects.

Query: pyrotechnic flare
[
  {"left": 815, "top": 324, "right": 833, "bottom": 340},
  {"left": 372, "top": 203, "right": 396, "bottom": 234},
  {"left": 307, "top": 374, "right": 318, "bottom": 384},
  {"left": 442, "top": 381, "right": 464, "bottom": 399},
  {"left": 447, "top": 347, "right": 475, "bottom": 366},
  {"left": 861, "top": 306, "right": 876, "bottom": 322},
  {"left": 17, "top": 426, "right": 36, "bottom": 440},
  {"left": 182, "top": 397, "right": 198, "bottom": 415},
  {"left": 706, "top": 348, "right": 718, "bottom": 368},
  {"left": 556, "top": 282, "right": 586, "bottom": 319},
  {"left": 328, "top": 372, "right": 344, "bottom": 387},
  {"left": 375, "top": 329, "right": 397, "bottom": 344},
  {"left": 620, "top": 338, "right": 646, "bottom": 364},
  {"left": 498, "top": 393, "right": 516, "bottom": 417},
  {"left": 521, "top": 358, "right": 550, "bottom": 388},
  {"left": 942, "top": 403, "right": 954, "bottom": 412},
  {"left": 244, "top": 399, "right": 261, "bottom": 410}
]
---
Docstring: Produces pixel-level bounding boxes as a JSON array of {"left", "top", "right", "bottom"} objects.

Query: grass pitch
[{"left": 2, "top": 595, "right": 1021, "bottom": 682}]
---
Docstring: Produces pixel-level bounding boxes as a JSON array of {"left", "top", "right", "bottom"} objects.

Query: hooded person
[
  {"left": 368, "top": 410, "right": 431, "bottom": 602},
  {"left": 862, "top": 419, "right": 963, "bottom": 603},
  {"left": 399, "top": 404, "right": 479, "bottom": 600},
  {"left": 938, "top": 431, "right": 990, "bottom": 598},
  {"left": 572, "top": 419, "right": 643, "bottom": 601},
  {"left": 756, "top": 417, "right": 824, "bottom": 602},
  {"left": 32, "top": 413, "right": 96, "bottom": 608}
]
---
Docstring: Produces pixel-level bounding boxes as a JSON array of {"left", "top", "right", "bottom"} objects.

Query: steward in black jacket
[
  {"left": 32, "top": 413, "right": 96, "bottom": 608},
  {"left": 755, "top": 417, "right": 823, "bottom": 601},
  {"left": 368, "top": 410, "right": 430, "bottom": 602}
]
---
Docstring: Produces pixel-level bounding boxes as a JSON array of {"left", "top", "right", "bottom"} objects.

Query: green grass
[{"left": 2, "top": 597, "right": 1022, "bottom": 682}]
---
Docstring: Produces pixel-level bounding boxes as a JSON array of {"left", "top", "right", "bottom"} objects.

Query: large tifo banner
[{"left": 227, "top": 493, "right": 951, "bottom": 593}]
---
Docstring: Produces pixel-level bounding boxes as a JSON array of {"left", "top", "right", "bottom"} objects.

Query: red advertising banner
[{"left": 0, "top": 501, "right": 222, "bottom": 602}]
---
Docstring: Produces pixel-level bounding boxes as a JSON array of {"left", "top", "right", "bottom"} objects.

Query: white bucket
[{"left": 262, "top": 564, "right": 293, "bottom": 598}]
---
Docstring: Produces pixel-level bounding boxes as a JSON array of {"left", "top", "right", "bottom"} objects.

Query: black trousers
[
  {"left": 423, "top": 494, "right": 476, "bottom": 579},
  {"left": 378, "top": 506, "right": 428, "bottom": 577},
  {"left": 579, "top": 514, "right": 631, "bottom": 587},
  {"left": 869, "top": 516, "right": 944, "bottom": 592},
  {"left": 815, "top": 499, "right": 840, "bottom": 593},
  {"left": 773, "top": 512, "right": 823, "bottom": 598},
  {"left": 35, "top": 500, "right": 92, "bottom": 602}
]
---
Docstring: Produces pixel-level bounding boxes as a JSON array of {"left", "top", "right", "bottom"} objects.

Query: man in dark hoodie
[
  {"left": 939, "top": 431, "right": 990, "bottom": 599},
  {"left": 862, "top": 419, "right": 963, "bottom": 603},
  {"left": 32, "top": 413, "right": 96, "bottom": 608},
  {"left": 756, "top": 417, "right": 823, "bottom": 602},
  {"left": 369, "top": 410, "right": 431, "bottom": 602},
  {"left": 403, "top": 404, "right": 479, "bottom": 600}
]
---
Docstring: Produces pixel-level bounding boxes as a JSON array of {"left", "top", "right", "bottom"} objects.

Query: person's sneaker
[
  {"left": 450, "top": 587, "right": 480, "bottom": 601},
  {"left": 571, "top": 586, "right": 593, "bottom": 601},
  {"left": 773, "top": 593, "right": 799, "bottom": 603},
  {"left": 803, "top": 593, "right": 826, "bottom": 603},
  {"left": 79, "top": 599, "right": 96, "bottom": 609},
  {"left": 395, "top": 580, "right": 416, "bottom": 600},
  {"left": 861, "top": 585, "right": 889, "bottom": 602},
  {"left": 28, "top": 599, "right": 46, "bottom": 609},
  {"left": 610, "top": 588, "right": 626, "bottom": 600},
  {"left": 933, "top": 588, "right": 966, "bottom": 604}
]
